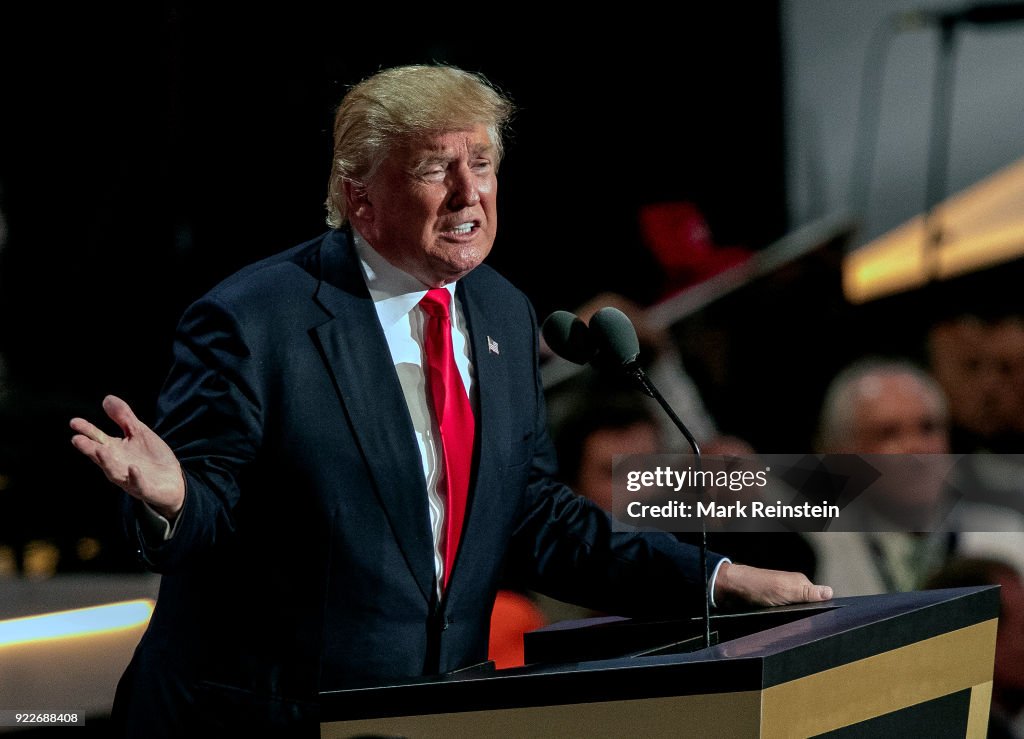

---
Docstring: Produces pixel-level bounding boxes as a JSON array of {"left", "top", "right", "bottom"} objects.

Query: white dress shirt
[{"left": 352, "top": 228, "right": 476, "bottom": 599}]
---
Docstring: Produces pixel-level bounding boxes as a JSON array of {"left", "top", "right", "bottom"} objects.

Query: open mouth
[{"left": 442, "top": 221, "right": 478, "bottom": 237}]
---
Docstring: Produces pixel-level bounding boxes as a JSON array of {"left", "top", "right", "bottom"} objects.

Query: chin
[{"left": 433, "top": 247, "right": 490, "bottom": 280}]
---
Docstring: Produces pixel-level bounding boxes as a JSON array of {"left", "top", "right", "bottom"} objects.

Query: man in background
[{"left": 809, "top": 358, "right": 1024, "bottom": 594}]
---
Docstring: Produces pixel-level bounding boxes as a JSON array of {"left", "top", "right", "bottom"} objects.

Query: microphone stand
[
  {"left": 543, "top": 307, "right": 715, "bottom": 649},
  {"left": 624, "top": 363, "right": 713, "bottom": 649}
]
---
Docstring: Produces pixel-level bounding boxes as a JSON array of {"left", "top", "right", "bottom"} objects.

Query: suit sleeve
[
  {"left": 503, "top": 295, "right": 722, "bottom": 617},
  {"left": 124, "top": 294, "right": 264, "bottom": 573}
]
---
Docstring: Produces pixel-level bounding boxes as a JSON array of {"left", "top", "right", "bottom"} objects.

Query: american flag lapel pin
[{"left": 487, "top": 336, "right": 500, "bottom": 355}]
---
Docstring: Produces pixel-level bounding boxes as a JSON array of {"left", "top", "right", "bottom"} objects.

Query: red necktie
[{"left": 420, "top": 288, "right": 475, "bottom": 590}]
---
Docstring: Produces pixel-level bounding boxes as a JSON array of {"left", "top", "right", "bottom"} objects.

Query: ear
[{"left": 343, "top": 179, "right": 373, "bottom": 227}]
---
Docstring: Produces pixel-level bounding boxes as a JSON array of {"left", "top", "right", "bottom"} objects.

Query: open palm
[{"left": 70, "top": 395, "right": 185, "bottom": 520}]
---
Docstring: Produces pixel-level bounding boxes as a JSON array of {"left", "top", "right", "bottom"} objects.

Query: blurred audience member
[
  {"left": 487, "top": 590, "right": 547, "bottom": 669},
  {"left": 637, "top": 201, "right": 751, "bottom": 298},
  {"left": 816, "top": 359, "right": 949, "bottom": 456},
  {"left": 988, "top": 316, "right": 1024, "bottom": 448},
  {"left": 550, "top": 393, "right": 815, "bottom": 613},
  {"left": 808, "top": 359, "right": 1024, "bottom": 595},
  {"left": 928, "top": 314, "right": 1024, "bottom": 453},
  {"left": 930, "top": 313, "right": 1024, "bottom": 515},
  {"left": 926, "top": 558, "right": 1024, "bottom": 739},
  {"left": 555, "top": 394, "right": 662, "bottom": 516}
]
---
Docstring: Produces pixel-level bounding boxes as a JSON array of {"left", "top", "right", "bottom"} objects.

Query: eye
[
  {"left": 472, "top": 159, "right": 492, "bottom": 173},
  {"left": 418, "top": 167, "right": 445, "bottom": 182}
]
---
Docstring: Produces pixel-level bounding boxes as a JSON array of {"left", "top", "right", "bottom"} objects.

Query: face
[
  {"left": 989, "top": 319, "right": 1024, "bottom": 434},
  {"left": 849, "top": 373, "right": 950, "bottom": 455},
  {"left": 577, "top": 423, "right": 661, "bottom": 515},
  {"left": 929, "top": 320, "right": 1002, "bottom": 437},
  {"left": 849, "top": 373, "right": 951, "bottom": 514},
  {"left": 347, "top": 124, "right": 498, "bottom": 287}
]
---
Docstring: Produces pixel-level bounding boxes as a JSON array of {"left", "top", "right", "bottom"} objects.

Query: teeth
[{"left": 452, "top": 223, "right": 474, "bottom": 234}]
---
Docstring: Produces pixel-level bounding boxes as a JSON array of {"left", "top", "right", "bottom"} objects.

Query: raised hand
[{"left": 70, "top": 395, "right": 185, "bottom": 521}]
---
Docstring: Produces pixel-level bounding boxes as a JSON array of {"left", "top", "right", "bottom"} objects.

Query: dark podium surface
[{"left": 320, "top": 587, "right": 999, "bottom": 738}]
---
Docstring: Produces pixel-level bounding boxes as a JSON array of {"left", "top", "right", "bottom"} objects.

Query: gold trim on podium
[
  {"left": 320, "top": 595, "right": 999, "bottom": 738},
  {"left": 760, "top": 618, "right": 997, "bottom": 738}
]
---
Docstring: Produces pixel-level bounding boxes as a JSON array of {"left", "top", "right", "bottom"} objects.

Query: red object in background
[
  {"left": 639, "top": 202, "right": 751, "bottom": 297},
  {"left": 488, "top": 590, "right": 547, "bottom": 669}
]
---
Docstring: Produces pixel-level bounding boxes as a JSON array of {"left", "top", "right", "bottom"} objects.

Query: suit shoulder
[
  {"left": 465, "top": 264, "right": 535, "bottom": 315},
  {"left": 200, "top": 231, "right": 337, "bottom": 309},
  {"left": 465, "top": 262, "right": 518, "bottom": 292}
]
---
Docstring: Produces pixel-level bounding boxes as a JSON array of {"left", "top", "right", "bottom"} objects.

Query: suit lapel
[
  {"left": 450, "top": 276, "right": 512, "bottom": 593},
  {"left": 312, "top": 230, "right": 435, "bottom": 604}
]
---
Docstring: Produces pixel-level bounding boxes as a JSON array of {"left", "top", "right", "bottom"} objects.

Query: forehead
[
  {"left": 854, "top": 374, "right": 940, "bottom": 419},
  {"left": 398, "top": 125, "right": 495, "bottom": 160}
]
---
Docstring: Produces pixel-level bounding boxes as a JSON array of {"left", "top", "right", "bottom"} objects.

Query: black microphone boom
[{"left": 574, "top": 306, "right": 714, "bottom": 649}]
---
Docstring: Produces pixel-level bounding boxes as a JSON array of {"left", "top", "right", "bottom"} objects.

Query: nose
[
  {"left": 901, "top": 428, "right": 949, "bottom": 455},
  {"left": 447, "top": 164, "right": 480, "bottom": 210}
]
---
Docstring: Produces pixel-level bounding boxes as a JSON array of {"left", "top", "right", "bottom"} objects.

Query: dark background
[
  {"left": 3, "top": 2, "right": 1022, "bottom": 575},
  {"left": 0, "top": 4, "right": 820, "bottom": 571},
  {"left": 0, "top": 5, "right": 788, "bottom": 397}
]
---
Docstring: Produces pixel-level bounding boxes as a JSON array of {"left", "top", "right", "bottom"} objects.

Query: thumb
[
  {"left": 806, "top": 583, "right": 833, "bottom": 601},
  {"left": 103, "top": 395, "right": 141, "bottom": 436},
  {"left": 126, "top": 464, "right": 145, "bottom": 497}
]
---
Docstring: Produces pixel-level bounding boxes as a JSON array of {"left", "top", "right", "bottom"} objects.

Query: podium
[{"left": 320, "top": 587, "right": 998, "bottom": 738}]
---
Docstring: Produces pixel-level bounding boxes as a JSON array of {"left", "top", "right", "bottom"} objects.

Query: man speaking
[{"left": 70, "top": 64, "right": 831, "bottom": 735}]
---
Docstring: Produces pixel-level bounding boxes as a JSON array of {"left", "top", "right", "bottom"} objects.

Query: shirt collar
[{"left": 351, "top": 227, "right": 457, "bottom": 328}]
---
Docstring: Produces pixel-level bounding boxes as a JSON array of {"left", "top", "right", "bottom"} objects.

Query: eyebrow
[
  {"left": 412, "top": 143, "right": 496, "bottom": 168},
  {"left": 413, "top": 154, "right": 452, "bottom": 169},
  {"left": 469, "top": 142, "right": 495, "bottom": 157}
]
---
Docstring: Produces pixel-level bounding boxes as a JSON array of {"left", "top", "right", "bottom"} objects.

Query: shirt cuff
[
  {"left": 708, "top": 557, "right": 731, "bottom": 609},
  {"left": 138, "top": 502, "right": 182, "bottom": 542}
]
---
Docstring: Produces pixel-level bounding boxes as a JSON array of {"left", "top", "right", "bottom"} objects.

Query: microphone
[
  {"left": 545, "top": 307, "right": 714, "bottom": 648},
  {"left": 541, "top": 310, "right": 597, "bottom": 365},
  {"left": 896, "top": 2, "right": 1024, "bottom": 28},
  {"left": 587, "top": 308, "right": 702, "bottom": 456},
  {"left": 587, "top": 306, "right": 641, "bottom": 365}
]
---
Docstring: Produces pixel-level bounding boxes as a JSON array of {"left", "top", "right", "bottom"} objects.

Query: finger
[
  {"left": 72, "top": 432, "right": 127, "bottom": 484},
  {"left": 72, "top": 435, "right": 122, "bottom": 474},
  {"left": 93, "top": 443, "right": 123, "bottom": 476},
  {"left": 71, "top": 434, "right": 103, "bottom": 458},
  {"left": 126, "top": 465, "right": 150, "bottom": 499},
  {"left": 93, "top": 445, "right": 140, "bottom": 493},
  {"left": 793, "top": 578, "right": 832, "bottom": 603},
  {"left": 69, "top": 417, "right": 112, "bottom": 445},
  {"left": 126, "top": 464, "right": 143, "bottom": 494},
  {"left": 103, "top": 395, "right": 142, "bottom": 437}
]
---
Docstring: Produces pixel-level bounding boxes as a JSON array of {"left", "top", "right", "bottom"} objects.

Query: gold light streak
[
  {"left": 0, "top": 599, "right": 154, "bottom": 648},
  {"left": 844, "top": 157, "right": 1024, "bottom": 303}
]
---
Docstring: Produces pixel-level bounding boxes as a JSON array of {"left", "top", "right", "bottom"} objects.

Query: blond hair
[{"left": 324, "top": 65, "right": 514, "bottom": 228}]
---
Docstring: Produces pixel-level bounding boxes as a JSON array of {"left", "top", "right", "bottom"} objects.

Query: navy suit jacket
[{"left": 113, "top": 228, "right": 717, "bottom": 735}]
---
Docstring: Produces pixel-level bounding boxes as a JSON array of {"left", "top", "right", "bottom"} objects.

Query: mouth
[{"left": 440, "top": 220, "right": 480, "bottom": 238}]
